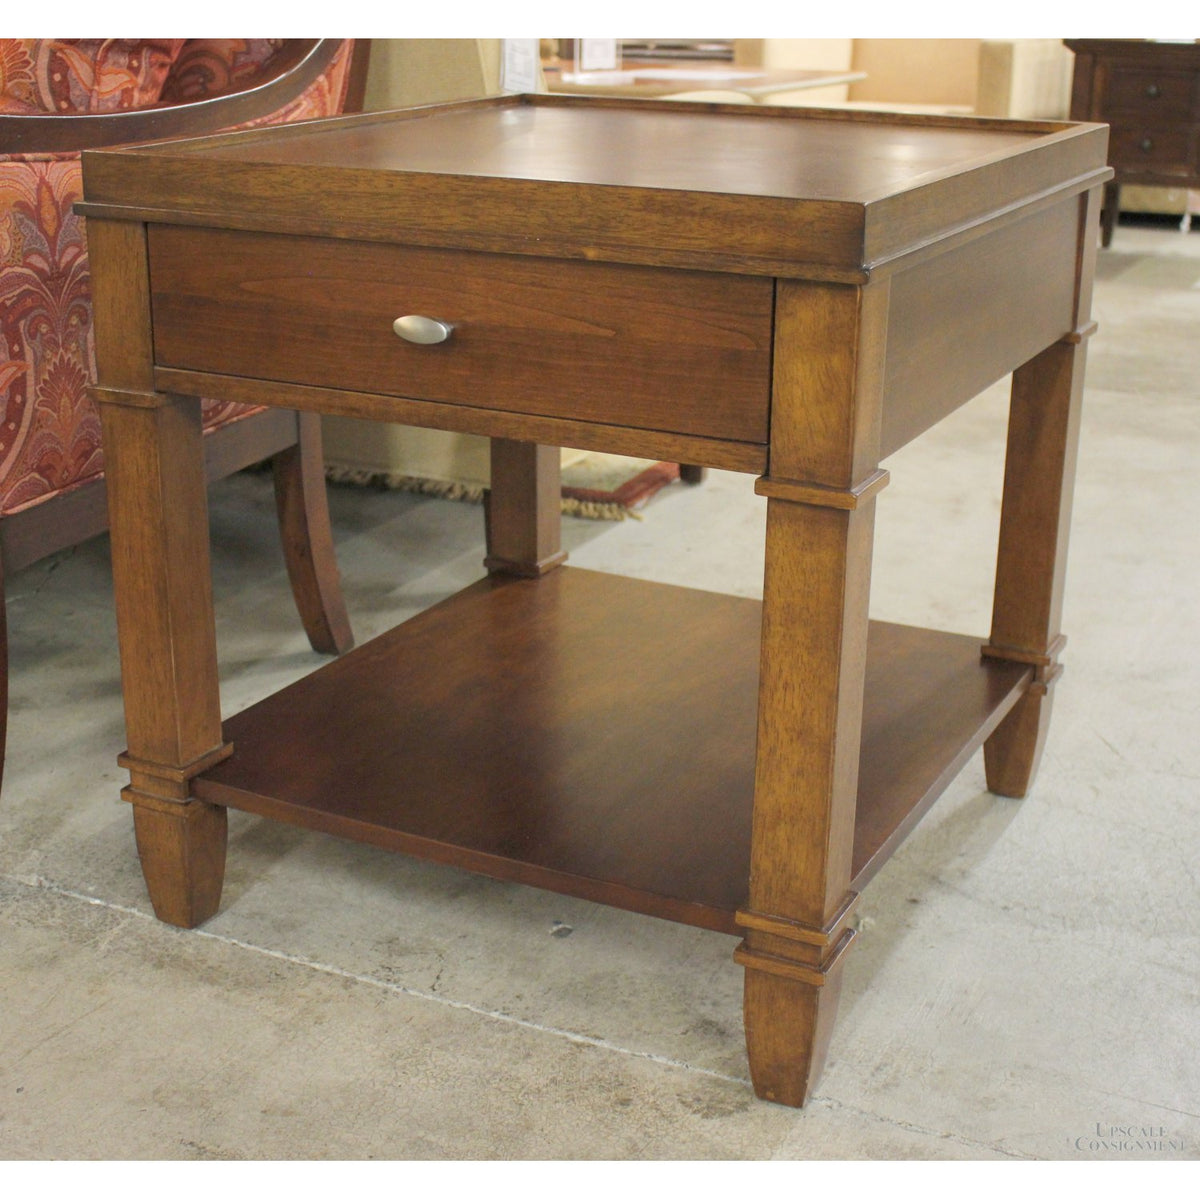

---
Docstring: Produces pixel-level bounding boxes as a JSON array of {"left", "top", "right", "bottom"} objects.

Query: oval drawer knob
[
  {"left": 392, "top": 314, "right": 453, "bottom": 345},
  {"left": 1140, "top": 137, "right": 1154, "bottom": 153},
  {"left": 1146, "top": 83, "right": 1161, "bottom": 98}
]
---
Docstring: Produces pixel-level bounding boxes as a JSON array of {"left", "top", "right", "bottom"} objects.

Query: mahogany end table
[{"left": 80, "top": 95, "right": 1111, "bottom": 1106}]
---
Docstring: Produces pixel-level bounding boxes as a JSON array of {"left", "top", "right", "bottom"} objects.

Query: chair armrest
[{"left": 0, "top": 39, "right": 342, "bottom": 153}]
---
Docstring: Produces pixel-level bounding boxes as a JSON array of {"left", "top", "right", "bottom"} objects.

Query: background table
[
  {"left": 80, "top": 95, "right": 1110, "bottom": 1107},
  {"left": 1066, "top": 39, "right": 1200, "bottom": 244},
  {"left": 540, "top": 59, "right": 865, "bottom": 100}
]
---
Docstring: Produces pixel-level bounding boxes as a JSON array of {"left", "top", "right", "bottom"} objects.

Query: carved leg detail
[
  {"left": 130, "top": 795, "right": 227, "bottom": 929},
  {"left": 736, "top": 931, "right": 853, "bottom": 1107},
  {"left": 739, "top": 279, "right": 888, "bottom": 1106},
  {"left": 91, "top": 222, "right": 230, "bottom": 928},
  {"left": 984, "top": 684, "right": 1055, "bottom": 799}
]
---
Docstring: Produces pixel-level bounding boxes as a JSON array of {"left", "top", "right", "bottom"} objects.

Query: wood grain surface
[
  {"left": 80, "top": 95, "right": 1110, "bottom": 279},
  {"left": 148, "top": 226, "right": 773, "bottom": 443},
  {"left": 192, "top": 568, "right": 1029, "bottom": 932}
]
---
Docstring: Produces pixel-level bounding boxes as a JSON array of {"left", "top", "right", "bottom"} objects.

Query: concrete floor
[{"left": 0, "top": 224, "right": 1197, "bottom": 1160}]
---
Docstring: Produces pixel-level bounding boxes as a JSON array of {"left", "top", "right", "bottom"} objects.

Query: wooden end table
[{"left": 80, "top": 95, "right": 1110, "bottom": 1106}]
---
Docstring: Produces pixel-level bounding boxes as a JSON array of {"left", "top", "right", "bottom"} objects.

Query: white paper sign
[
  {"left": 501, "top": 39, "right": 541, "bottom": 94},
  {"left": 579, "top": 39, "right": 618, "bottom": 72}
]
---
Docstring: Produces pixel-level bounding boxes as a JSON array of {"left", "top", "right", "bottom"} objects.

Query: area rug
[{"left": 326, "top": 454, "right": 682, "bottom": 521}]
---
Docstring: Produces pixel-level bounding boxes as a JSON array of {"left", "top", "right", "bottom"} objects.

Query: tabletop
[{"left": 79, "top": 94, "right": 1111, "bottom": 281}]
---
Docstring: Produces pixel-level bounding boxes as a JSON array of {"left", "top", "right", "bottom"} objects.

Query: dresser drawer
[
  {"left": 148, "top": 226, "right": 773, "bottom": 445},
  {"left": 1108, "top": 124, "right": 1195, "bottom": 173},
  {"left": 1104, "top": 69, "right": 1197, "bottom": 120}
]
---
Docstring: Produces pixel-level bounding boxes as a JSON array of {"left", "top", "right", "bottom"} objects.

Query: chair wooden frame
[{"left": 0, "top": 37, "right": 372, "bottom": 784}]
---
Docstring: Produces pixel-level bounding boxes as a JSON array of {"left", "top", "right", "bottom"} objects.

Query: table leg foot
[
  {"left": 131, "top": 797, "right": 227, "bottom": 928},
  {"left": 740, "top": 956, "right": 846, "bottom": 1107},
  {"left": 484, "top": 440, "right": 566, "bottom": 578},
  {"left": 984, "top": 688, "right": 1053, "bottom": 799}
]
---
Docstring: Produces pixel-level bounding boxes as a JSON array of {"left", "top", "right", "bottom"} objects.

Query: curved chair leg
[{"left": 271, "top": 411, "right": 354, "bottom": 656}]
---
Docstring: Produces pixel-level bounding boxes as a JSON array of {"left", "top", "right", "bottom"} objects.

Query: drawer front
[
  {"left": 1104, "top": 69, "right": 1196, "bottom": 120},
  {"left": 148, "top": 226, "right": 773, "bottom": 445},
  {"left": 1109, "top": 124, "right": 1195, "bottom": 173}
]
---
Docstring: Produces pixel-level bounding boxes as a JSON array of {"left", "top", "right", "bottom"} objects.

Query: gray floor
[{"left": 1, "top": 225, "right": 1197, "bottom": 1161}]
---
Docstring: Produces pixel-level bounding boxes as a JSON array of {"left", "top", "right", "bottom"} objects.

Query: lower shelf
[{"left": 194, "top": 567, "right": 1031, "bottom": 934}]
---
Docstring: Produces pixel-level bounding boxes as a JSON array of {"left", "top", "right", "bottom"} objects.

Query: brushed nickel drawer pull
[
  {"left": 1145, "top": 82, "right": 1161, "bottom": 97},
  {"left": 1140, "top": 137, "right": 1154, "bottom": 153},
  {"left": 392, "top": 315, "right": 453, "bottom": 344}
]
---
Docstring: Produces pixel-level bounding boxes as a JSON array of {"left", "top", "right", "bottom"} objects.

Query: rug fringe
[
  {"left": 325, "top": 466, "right": 646, "bottom": 521},
  {"left": 325, "top": 467, "right": 487, "bottom": 504},
  {"left": 561, "top": 498, "right": 643, "bottom": 522}
]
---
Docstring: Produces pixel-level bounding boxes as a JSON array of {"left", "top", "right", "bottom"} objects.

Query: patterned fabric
[
  {"left": 0, "top": 156, "right": 98, "bottom": 513},
  {"left": 0, "top": 39, "right": 185, "bottom": 115},
  {"left": 0, "top": 40, "right": 355, "bottom": 517},
  {"left": 158, "top": 40, "right": 286, "bottom": 103}
]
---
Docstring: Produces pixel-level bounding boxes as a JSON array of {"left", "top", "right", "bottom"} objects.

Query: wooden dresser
[{"left": 1066, "top": 39, "right": 1200, "bottom": 244}]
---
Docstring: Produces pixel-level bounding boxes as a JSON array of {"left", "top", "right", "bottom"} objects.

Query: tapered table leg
[
  {"left": 983, "top": 186, "right": 1098, "bottom": 798},
  {"left": 484, "top": 439, "right": 567, "bottom": 577},
  {"left": 983, "top": 335, "right": 1089, "bottom": 796},
  {"left": 90, "top": 218, "right": 229, "bottom": 928},
  {"left": 736, "top": 499, "right": 876, "bottom": 1105},
  {"left": 737, "top": 279, "right": 890, "bottom": 1105},
  {"left": 102, "top": 393, "right": 231, "bottom": 927}
]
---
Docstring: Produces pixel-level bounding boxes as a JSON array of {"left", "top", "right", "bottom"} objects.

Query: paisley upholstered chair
[{"left": 0, "top": 38, "right": 369, "bottom": 786}]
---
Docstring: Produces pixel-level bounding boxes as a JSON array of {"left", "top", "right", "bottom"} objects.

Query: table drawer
[
  {"left": 148, "top": 226, "right": 773, "bottom": 444},
  {"left": 1103, "top": 69, "right": 1197, "bottom": 119},
  {"left": 1108, "top": 124, "right": 1195, "bottom": 172}
]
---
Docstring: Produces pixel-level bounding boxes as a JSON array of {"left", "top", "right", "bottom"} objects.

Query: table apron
[{"left": 879, "top": 195, "right": 1083, "bottom": 457}]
